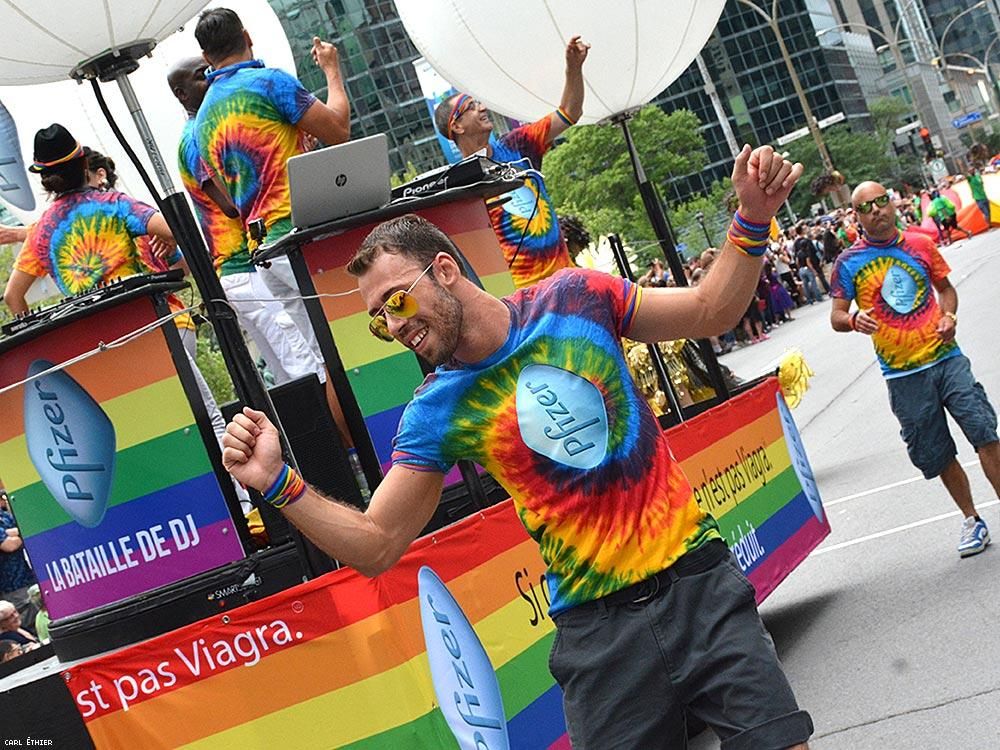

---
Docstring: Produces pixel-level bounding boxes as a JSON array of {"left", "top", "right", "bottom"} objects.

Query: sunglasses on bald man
[{"left": 855, "top": 194, "right": 890, "bottom": 214}]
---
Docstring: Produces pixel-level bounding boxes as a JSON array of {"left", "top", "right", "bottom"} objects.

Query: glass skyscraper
[
  {"left": 268, "top": 0, "right": 443, "bottom": 175},
  {"left": 654, "top": 0, "right": 870, "bottom": 201}
]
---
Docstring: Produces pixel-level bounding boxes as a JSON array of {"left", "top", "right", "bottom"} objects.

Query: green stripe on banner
[
  {"left": 498, "top": 630, "right": 557, "bottom": 719},
  {"left": 347, "top": 352, "right": 426, "bottom": 417},
  {"left": 338, "top": 630, "right": 556, "bottom": 749},
  {"left": 714, "top": 466, "right": 801, "bottom": 539},
  {"left": 13, "top": 426, "right": 214, "bottom": 537}
]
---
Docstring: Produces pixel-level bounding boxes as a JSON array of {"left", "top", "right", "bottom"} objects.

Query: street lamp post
[
  {"left": 694, "top": 211, "right": 713, "bottom": 247},
  {"left": 938, "top": 0, "right": 989, "bottom": 116}
]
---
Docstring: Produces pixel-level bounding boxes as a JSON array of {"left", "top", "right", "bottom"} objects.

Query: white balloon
[
  {"left": 395, "top": 0, "right": 727, "bottom": 125},
  {"left": 0, "top": 0, "right": 296, "bottom": 218}
]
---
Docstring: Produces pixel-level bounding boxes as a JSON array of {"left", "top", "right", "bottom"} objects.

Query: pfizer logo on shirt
[
  {"left": 23, "top": 360, "right": 116, "bottom": 528},
  {"left": 881, "top": 263, "right": 918, "bottom": 314},
  {"left": 515, "top": 364, "right": 609, "bottom": 470}
]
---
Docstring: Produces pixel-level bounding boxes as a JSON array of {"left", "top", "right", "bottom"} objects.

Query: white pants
[
  {"left": 178, "top": 328, "right": 252, "bottom": 513},
  {"left": 220, "top": 270, "right": 325, "bottom": 385},
  {"left": 259, "top": 256, "right": 325, "bottom": 367}
]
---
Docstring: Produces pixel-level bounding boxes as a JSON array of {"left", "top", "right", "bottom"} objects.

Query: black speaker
[
  {"left": 420, "top": 473, "right": 510, "bottom": 536},
  {"left": 222, "top": 375, "right": 365, "bottom": 511}
]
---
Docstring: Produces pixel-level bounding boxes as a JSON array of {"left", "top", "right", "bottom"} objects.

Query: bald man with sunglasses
[
  {"left": 223, "top": 145, "right": 815, "bottom": 749},
  {"left": 830, "top": 180, "right": 1000, "bottom": 558}
]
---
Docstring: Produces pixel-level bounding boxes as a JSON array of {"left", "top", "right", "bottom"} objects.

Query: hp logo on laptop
[{"left": 335, "top": 173, "right": 347, "bottom": 187}]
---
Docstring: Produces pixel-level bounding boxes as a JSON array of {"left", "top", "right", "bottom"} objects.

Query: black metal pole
[
  {"left": 74, "top": 51, "right": 332, "bottom": 579},
  {"left": 608, "top": 234, "right": 685, "bottom": 425},
  {"left": 613, "top": 112, "right": 731, "bottom": 403}
]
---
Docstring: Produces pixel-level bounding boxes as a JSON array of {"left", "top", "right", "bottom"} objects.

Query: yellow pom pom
[{"left": 777, "top": 349, "right": 814, "bottom": 408}]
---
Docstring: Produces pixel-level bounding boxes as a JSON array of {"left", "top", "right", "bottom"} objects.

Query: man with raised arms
[{"left": 222, "top": 146, "right": 813, "bottom": 749}]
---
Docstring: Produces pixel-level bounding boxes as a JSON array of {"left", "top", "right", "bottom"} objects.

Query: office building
[
  {"left": 655, "top": 0, "right": 870, "bottom": 202},
  {"left": 268, "top": 0, "right": 444, "bottom": 176}
]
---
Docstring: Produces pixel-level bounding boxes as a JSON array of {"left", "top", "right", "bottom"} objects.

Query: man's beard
[{"left": 422, "top": 285, "right": 464, "bottom": 366}]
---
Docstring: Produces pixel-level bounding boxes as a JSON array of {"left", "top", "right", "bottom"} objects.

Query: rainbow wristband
[
  {"left": 262, "top": 463, "right": 307, "bottom": 509},
  {"left": 727, "top": 211, "right": 771, "bottom": 257},
  {"left": 555, "top": 106, "right": 578, "bottom": 126}
]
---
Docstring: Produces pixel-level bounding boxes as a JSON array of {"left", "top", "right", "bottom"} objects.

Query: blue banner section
[
  {"left": 365, "top": 403, "right": 407, "bottom": 465},
  {"left": 26, "top": 472, "right": 233, "bottom": 563},
  {"left": 508, "top": 683, "right": 565, "bottom": 750},
  {"left": 743, "top": 490, "right": 814, "bottom": 577}
]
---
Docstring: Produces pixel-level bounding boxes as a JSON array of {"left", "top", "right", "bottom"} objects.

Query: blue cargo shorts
[{"left": 887, "top": 354, "right": 999, "bottom": 479}]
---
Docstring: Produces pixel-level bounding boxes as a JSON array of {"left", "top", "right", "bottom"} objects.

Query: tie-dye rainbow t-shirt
[
  {"left": 488, "top": 115, "right": 573, "bottom": 288},
  {"left": 178, "top": 119, "right": 252, "bottom": 275},
  {"left": 195, "top": 60, "right": 316, "bottom": 248},
  {"left": 392, "top": 268, "right": 719, "bottom": 614},
  {"left": 15, "top": 187, "right": 155, "bottom": 295},
  {"left": 831, "top": 229, "right": 960, "bottom": 378}
]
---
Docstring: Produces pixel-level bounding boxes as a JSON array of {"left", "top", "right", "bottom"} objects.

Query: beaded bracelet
[
  {"left": 262, "top": 463, "right": 307, "bottom": 509},
  {"left": 726, "top": 211, "right": 771, "bottom": 257},
  {"left": 850, "top": 311, "right": 859, "bottom": 331}
]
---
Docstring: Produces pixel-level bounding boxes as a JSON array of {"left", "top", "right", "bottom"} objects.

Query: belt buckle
[{"left": 631, "top": 574, "right": 660, "bottom": 604}]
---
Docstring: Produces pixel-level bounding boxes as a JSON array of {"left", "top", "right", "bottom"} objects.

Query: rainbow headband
[
  {"left": 30, "top": 142, "right": 85, "bottom": 173},
  {"left": 446, "top": 94, "right": 473, "bottom": 139}
]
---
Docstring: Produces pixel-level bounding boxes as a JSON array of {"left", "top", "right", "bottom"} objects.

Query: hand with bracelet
[
  {"left": 850, "top": 306, "right": 879, "bottom": 335},
  {"left": 222, "top": 407, "right": 297, "bottom": 507},
  {"left": 936, "top": 309, "right": 957, "bottom": 342}
]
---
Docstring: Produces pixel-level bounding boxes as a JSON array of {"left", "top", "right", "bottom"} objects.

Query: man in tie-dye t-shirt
[
  {"left": 168, "top": 56, "right": 325, "bottom": 388},
  {"left": 222, "top": 147, "right": 814, "bottom": 749},
  {"left": 193, "top": 8, "right": 350, "bottom": 248},
  {"left": 434, "top": 36, "right": 589, "bottom": 288},
  {"left": 831, "top": 180, "right": 1000, "bottom": 558}
]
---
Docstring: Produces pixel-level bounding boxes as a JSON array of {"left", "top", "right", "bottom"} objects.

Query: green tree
[
  {"left": 669, "top": 178, "right": 735, "bottom": 263},
  {"left": 543, "top": 106, "right": 707, "bottom": 247}
]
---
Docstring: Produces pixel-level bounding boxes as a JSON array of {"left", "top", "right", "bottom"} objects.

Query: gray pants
[{"left": 548, "top": 541, "right": 813, "bottom": 749}]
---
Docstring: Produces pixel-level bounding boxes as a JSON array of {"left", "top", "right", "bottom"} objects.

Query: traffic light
[{"left": 919, "top": 127, "right": 935, "bottom": 160}]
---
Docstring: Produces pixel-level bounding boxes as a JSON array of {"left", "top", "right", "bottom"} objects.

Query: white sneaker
[{"left": 958, "top": 516, "right": 990, "bottom": 558}]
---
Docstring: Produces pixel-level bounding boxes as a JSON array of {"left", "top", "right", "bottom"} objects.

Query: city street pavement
[{"left": 691, "top": 232, "right": 1000, "bottom": 749}]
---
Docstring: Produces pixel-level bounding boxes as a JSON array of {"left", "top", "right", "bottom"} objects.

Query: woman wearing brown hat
[{"left": 2, "top": 123, "right": 176, "bottom": 314}]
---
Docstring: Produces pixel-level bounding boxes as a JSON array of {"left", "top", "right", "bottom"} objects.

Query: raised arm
[
  {"left": 222, "top": 408, "right": 443, "bottom": 576},
  {"left": 626, "top": 145, "right": 803, "bottom": 343},
  {"left": 548, "top": 35, "right": 590, "bottom": 141},
  {"left": 3, "top": 269, "right": 36, "bottom": 315},
  {"left": 296, "top": 37, "right": 351, "bottom": 146}
]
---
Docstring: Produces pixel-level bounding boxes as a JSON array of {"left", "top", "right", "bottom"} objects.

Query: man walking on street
[
  {"left": 434, "top": 36, "right": 589, "bottom": 288},
  {"left": 830, "top": 180, "right": 1000, "bottom": 557},
  {"left": 222, "top": 145, "right": 813, "bottom": 749}
]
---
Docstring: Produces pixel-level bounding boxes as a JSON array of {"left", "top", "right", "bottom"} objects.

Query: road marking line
[
  {"left": 823, "top": 459, "right": 981, "bottom": 507},
  {"left": 814, "top": 499, "right": 999, "bottom": 555}
]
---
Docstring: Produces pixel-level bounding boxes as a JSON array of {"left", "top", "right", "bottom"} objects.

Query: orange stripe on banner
[
  {"left": 309, "top": 226, "right": 510, "bottom": 322},
  {"left": 667, "top": 378, "right": 779, "bottom": 462},
  {"left": 676, "top": 409, "right": 784, "bottom": 478},
  {"left": 82, "top": 536, "right": 545, "bottom": 746},
  {"left": 0, "top": 332, "right": 175, "bottom": 444}
]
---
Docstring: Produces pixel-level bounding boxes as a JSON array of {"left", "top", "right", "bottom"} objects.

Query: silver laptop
[{"left": 288, "top": 133, "right": 391, "bottom": 229}]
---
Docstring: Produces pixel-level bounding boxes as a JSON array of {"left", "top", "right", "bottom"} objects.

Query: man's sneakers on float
[{"left": 958, "top": 516, "right": 990, "bottom": 558}]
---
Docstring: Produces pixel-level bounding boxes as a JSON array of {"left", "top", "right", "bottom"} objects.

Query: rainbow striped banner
[
  {"left": 667, "top": 377, "right": 829, "bottom": 600},
  {"left": 0, "top": 297, "right": 245, "bottom": 620},
  {"left": 66, "top": 500, "right": 568, "bottom": 749},
  {"left": 297, "top": 199, "right": 515, "bottom": 477},
  {"left": 63, "top": 378, "right": 824, "bottom": 748}
]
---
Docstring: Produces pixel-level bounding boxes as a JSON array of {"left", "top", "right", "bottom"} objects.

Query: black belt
[{"left": 576, "top": 539, "right": 730, "bottom": 612}]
